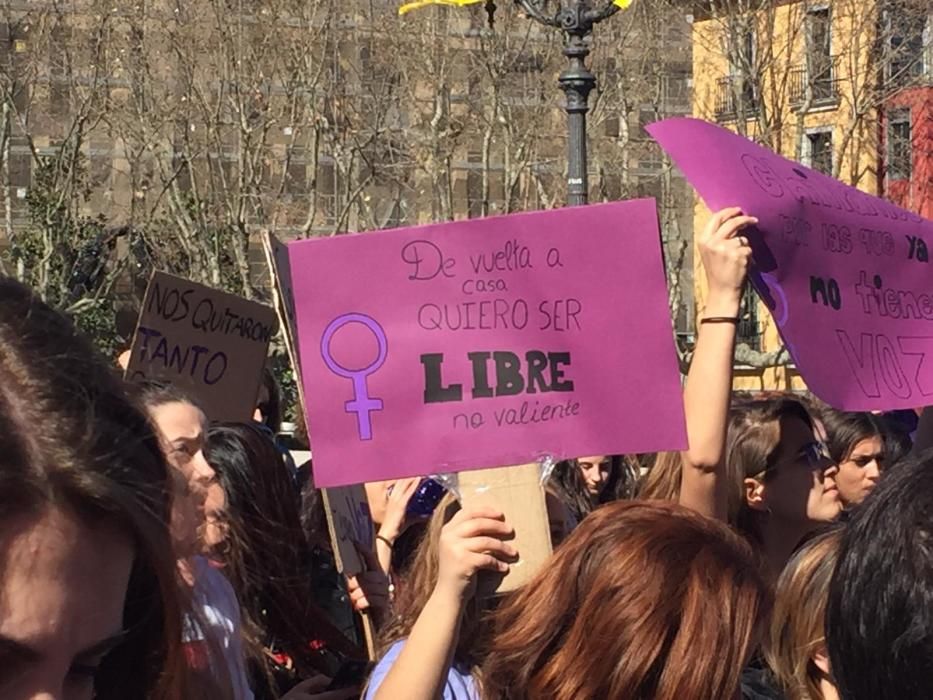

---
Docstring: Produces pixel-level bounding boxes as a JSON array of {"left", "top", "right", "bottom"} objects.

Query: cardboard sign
[
  {"left": 458, "top": 463, "right": 551, "bottom": 595},
  {"left": 126, "top": 272, "right": 278, "bottom": 421},
  {"left": 649, "top": 118, "right": 933, "bottom": 412},
  {"left": 261, "top": 231, "right": 303, "bottom": 379},
  {"left": 287, "top": 200, "right": 687, "bottom": 487},
  {"left": 322, "top": 484, "right": 375, "bottom": 577}
]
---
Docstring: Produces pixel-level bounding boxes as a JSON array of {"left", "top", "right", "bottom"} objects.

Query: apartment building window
[
  {"left": 805, "top": 128, "right": 833, "bottom": 175},
  {"left": 737, "top": 282, "right": 761, "bottom": 351},
  {"left": 604, "top": 114, "right": 620, "bottom": 138},
  {"left": 316, "top": 161, "right": 337, "bottom": 226},
  {"left": 599, "top": 172, "right": 623, "bottom": 201},
  {"left": 466, "top": 150, "right": 482, "bottom": 219},
  {"left": 887, "top": 109, "right": 912, "bottom": 181},
  {"left": 717, "top": 22, "right": 757, "bottom": 120},
  {"left": 88, "top": 141, "right": 112, "bottom": 189},
  {"left": 885, "top": 5, "right": 929, "bottom": 84},
  {"left": 285, "top": 146, "right": 307, "bottom": 196},
  {"left": 806, "top": 6, "right": 834, "bottom": 101}
]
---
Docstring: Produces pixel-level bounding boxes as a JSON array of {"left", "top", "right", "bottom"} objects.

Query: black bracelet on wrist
[
  {"left": 700, "top": 316, "right": 740, "bottom": 325},
  {"left": 376, "top": 535, "right": 395, "bottom": 549}
]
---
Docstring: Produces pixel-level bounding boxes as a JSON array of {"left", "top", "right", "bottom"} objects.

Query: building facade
[
  {"left": 0, "top": 0, "right": 697, "bottom": 338},
  {"left": 691, "top": 0, "right": 932, "bottom": 391}
]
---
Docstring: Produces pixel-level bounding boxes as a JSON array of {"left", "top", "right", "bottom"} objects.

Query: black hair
[
  {"left": 204, "top": 422, "right": 363, "bottom": 691},
  {"left": 819, "top": 409, "right": 887, "bottom": 466},
  {"left": 135, "top": 378, "right": 205, "bottom": 413},
  {"left": 257, "top": 365, "right": 283, "bottom": 434},
  {"left": 548, "top": 455, "right": 638, "bottom": 524},
  {"left": 826, "top": 451, "right": 933, "bottom": 700}
]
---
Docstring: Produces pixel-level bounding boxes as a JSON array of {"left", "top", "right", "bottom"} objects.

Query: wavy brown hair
[
  {"left": 374, "top": 493, "right": 493, "bottom": 676},
  {"left": 0, "top": 277, "right": 193, "bottom": 698},
  {"left": 481, "top": 500, "right": 771, "bottom": 700},
  {"left": 636, "top": 451, "right": 683, "bottom": 502},
  {"left": 765, "top": 528, "right": 842, "bottom": 700},
  {"left": 727, "top": 399, "right": 815, "bottom": 539}
]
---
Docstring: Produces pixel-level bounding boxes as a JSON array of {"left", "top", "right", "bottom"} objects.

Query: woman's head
[
  {"left": 765, "top": 528, "right": 842, "bottom": 700},
  {"left": 138, "top": 382, "right": 214, "bottom": 490},
  {"left": 0, "top": 278, "right": 187, "bottom": 698},
  {"left": 138, "top": 382, "right": 216, "bottom": 554},
  {"left": 820, "top": 409, "right": 886, "bottom": 507},
  {"left": 482, "top": 500, "right": 771, "bottom": 700},
  {"left": 254, "top": 364, "right": 283, "bottom": 434},
  {"left": 549, "top": 455, "right": 637, "bottom": 523},
  {"left": 728, "top": 399, "right": 841, "bottom": 537}
]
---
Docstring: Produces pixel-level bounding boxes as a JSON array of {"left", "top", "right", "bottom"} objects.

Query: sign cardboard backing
[
  {"left": 458, "top": 463, "right": 552, "bottom": 595},
  {"left": 125, "top": 271, "right": 277, "bottom": 421}
]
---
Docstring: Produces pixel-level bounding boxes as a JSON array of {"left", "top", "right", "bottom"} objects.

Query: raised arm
[
  {"left": 372, "top": 506, "right": 515, "bottom": 700},
  {"left": 679, "top": 208, "right": 756, "bottom": 522}
]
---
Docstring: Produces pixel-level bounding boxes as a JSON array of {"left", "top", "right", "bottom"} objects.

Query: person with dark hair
[
  {"left": 371, "top": 499, "right": 770, "bottom": 700},
  {"left": 819, "top": 409, "right": 887, "bottom": 508},
  {"left": 205, "top": 422, "right": 368, "bottom": 700},
  {"left": 728, "top": 398, "right": 841, "bottom": 579},
  {"left": 548, "top": 455, "right": 638, "bottom": 525},
  {"left": 826, "top": 452, "right": 933, "bottom": 700},
  {"left": 0, "top": 277, "right": 198, "bottom": 698}
]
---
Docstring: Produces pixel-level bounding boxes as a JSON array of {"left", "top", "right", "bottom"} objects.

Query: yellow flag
[
  {"left": 398, "top": 0, "right": 485, "bottom": 16},
  {"left": 399, "top": 0, "right": 632, "bottom": 16}
]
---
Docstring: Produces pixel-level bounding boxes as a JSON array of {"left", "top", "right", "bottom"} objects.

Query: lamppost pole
[{"left": 501, "top": 0, "right": 621, "bottom": 206}]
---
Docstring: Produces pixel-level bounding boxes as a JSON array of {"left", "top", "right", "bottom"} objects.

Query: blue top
[{"left": 365, "top": 640, "right": 479, "bottom": 700}]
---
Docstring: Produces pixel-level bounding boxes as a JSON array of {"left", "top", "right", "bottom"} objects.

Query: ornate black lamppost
[{"left": 484, "top": 0, "right": 625, "bottom": 205}]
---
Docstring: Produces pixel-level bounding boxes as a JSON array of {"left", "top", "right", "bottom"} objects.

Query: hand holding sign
[
  {"left": 435, "top": 506, "right": 517, "bottom": 601},
  {"left": 649, "top": 118, "right": 933, "bottom": 411},
  {"left": 699, "top": 207, "right": 757, "bottom": 308}
]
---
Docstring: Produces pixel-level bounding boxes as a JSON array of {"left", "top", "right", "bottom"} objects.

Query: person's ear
[
  {"left": 744, "top": 477, "right": 768, "bottom": 512},
  {"left": 812, "top": 644, "right": 831, "bottom": 676}
]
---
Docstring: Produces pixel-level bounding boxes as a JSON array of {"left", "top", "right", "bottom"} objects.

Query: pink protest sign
[
  {"left": 649, "top": 118, "right": 933, "bottom": 411},
  {"left": 287, "top": 200, "right": 686, "bottom": 487}
]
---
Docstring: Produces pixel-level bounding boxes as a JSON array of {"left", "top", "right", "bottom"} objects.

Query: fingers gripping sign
[
  {"left": 436, "top": 506, "right": 518, "bottom": 600},
  {"left": 700, "top": 207, "right": 758, "bottom": 303}
]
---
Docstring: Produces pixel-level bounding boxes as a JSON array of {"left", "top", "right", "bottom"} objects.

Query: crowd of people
[{"left": 1, "top": 206, "right": 931, "bottom": 699}]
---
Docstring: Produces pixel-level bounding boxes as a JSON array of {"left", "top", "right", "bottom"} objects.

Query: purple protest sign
[
  {"left": 287, "top": 200, "right": 687, "bottom": 487},
  {"left": 649, "top": 118, "right": 933, "bottom": 411}
]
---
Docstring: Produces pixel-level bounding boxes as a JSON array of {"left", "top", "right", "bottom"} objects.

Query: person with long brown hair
[
  {"left": 764, "top": 528, "right": 842, "bottom": 700},
  {"left": 640, "top": 209, "right": 841, "bottom": 580},
  {"left": 367, "top": 494, "right": 515, "bottom": 700},
  {"left": 481, "top": 500, "right": 771, "bottom": 700},
  {"left": 0, "top": 277, "right": 196, "bottom": 698},
  {"left": 729, "top": 399, "right": 841, "bottom": 579},
  {"left": 138, "top": 382, "right": 250, "bottom": 698}
]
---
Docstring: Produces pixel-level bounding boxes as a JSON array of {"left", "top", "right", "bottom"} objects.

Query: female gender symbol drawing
[{"left": 320, "top": 313, "right": 388, "bottom": 441}]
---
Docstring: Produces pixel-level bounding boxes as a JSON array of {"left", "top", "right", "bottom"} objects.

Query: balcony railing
[
  {"left": 715, "top": 76, "right": 760, "bottom": 122},
  {"left": 789, "top": 57, "right": 841, "bottom": 109}
]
